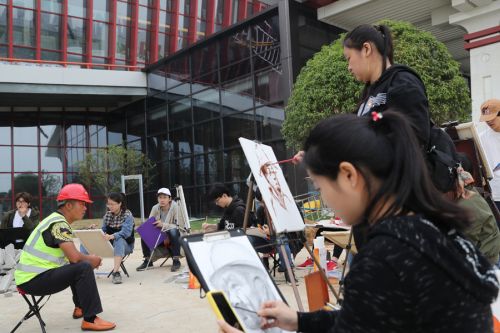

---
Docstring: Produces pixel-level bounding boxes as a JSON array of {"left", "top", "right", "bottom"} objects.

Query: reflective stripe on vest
[{"left": 15, "top": 212, "right": 69, "bottom": 285}]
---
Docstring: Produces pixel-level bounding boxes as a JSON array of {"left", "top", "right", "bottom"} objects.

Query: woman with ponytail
[{"left": 220, "top": 111, "right": 498, "bottom": 333}]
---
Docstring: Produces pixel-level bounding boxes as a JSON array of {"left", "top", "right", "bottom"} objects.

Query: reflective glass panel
[
  {"left": 0, "top": 126, "right": 10, "bottom": 144},
  {"left": 13, "top": 173, "right": 39, "bottom": 198},
  {"left": 254, "top": 68, "right": 283, "bottom": 104},
  {"left": 137, "top": 29, "right": 147, "bottom": 62},
  {"left": 14, "top": 126, "right": 37, "bottom": 145},
  {"left": 147, "top": 103, "right": 167, "bottom": 135},
  {"left": 219, "top": 27, "right": 250, "bottom": 67},
  {"left": 138, "top": 5, "right": 151, "bottom": 30},
  {"left": 89, "top": 125, "right": 107, "bottom": 147},
  {"left": 171, "top": 127, "right": 192, "bottom": 157},
  {"left": 13, "top": 0, "right": 35, "bottom": 8},
  {"left": 177, "top": 157, "right": 192, "bottom": 186},
  {"left": 14, "top": 147, "right": 38, "bottom": 172},
  {"left": 68, "top": 0, "right": 86, "bottom": 18},
  {"left": 0, "top": 174, "right": 11, "bottom": 203},
  {"left": 66, "top": 125, "right": 86, "bottom": 147},
  {"left": 117, "top": 2, "right": 131, "bottom": 25},
  {"left": 220, "top": 76, "right": 254, "bottom": 114},
  {"left": 41, "top": 173, "right": 63, "bottom": 197},
  {"left": 41, "top": 0, "right": 62, "bottom": 13},
  {"left": 41, "top": 13, "right": 61, "bottom": 50},
  {"left": 66, "top": 147, "right": 85, "bottom": 172},
  {"left": 40, "top": 146, "right": 63, "bottom": 172},
  {"left": 0, "top": 5, "right": 7, "bottom": 44},
  {"left": 0, "top": 147, "right": 11, "bottom": 171},
  {"left": 13, "top": 8, "right": 35, "bottom": 47},
  {"left": 194, "top": 120, "right": 221, "bottom": 153},
  {"left": 93, "top": 0, "right": 109, "bottom": 21},
  {"left": 92, "top": 22, "right": 108, "bottom": 57},
  {"left": 222, "top": 110, "right": 255, "bottom": 148},
  {"left": 116, "top": 24, "right": 129, "bottom": 60},
  {"left": 169, "top": 98, "right": 192, "bottom": 130},
  {"left": 192, "top": 88, "right": 220, "bottom": 123},
  {"left": 67, "top": 17, "right": 85, "bottom": 54},
  {"left": 40, "top": 125, "right": 62, "bottom": 146},
  {"left": 224, "top": 148, "right": 250, "bottom": 182},
  {"left": 255, "top": 105, "right": 285, "bottom": 142}
]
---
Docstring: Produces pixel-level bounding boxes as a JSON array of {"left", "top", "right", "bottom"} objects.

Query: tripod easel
[{"left": 243, "top": 179, "right": 342, "bottom": 309}]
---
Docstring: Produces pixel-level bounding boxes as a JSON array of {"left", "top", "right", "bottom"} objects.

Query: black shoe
[
  {"left": 278, "top": 266, "right": 286, "bottom": 273},
  {"left": 171, "top": 259, "right": 181, "bottom": 272},
  {"left": 136, "top": 260, "right": 153, "bottom": 271}
]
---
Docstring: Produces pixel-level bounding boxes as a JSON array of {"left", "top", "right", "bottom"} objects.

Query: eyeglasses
[
  {"left": 481, "top": 108, "right": 500, "bottom": 117},
  {"left": 16, "top": 199, "right": 27, "bottom": 203}
]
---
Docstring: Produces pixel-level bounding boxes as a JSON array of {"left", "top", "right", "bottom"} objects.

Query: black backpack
[{"left": 386, "top": 67, "right": 459, "bottom": 193}]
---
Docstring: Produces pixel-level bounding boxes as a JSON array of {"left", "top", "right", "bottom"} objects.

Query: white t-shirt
[
  {"left": 478, "top": 126, "right": 500, "bottom": 201},
  {"left": 13, "top": 208, "right": 31, "bottom": 228}
]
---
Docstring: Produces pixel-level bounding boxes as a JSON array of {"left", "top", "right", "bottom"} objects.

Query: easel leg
[
  {"left": 339, "top": 229, "right": 353, "bottom": 295},
  {"left": 280, "top": 243, "right": 304, "bottom": 312},
  {"left": 303, "top": 241, "right": 341, "bottom": 303},
  {"left": 145, "top": 232, "right": 164, "bottom": 270}
]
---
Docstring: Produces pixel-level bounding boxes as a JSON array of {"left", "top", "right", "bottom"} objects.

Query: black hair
[
  {"left": 303, "top": 110, "right": 470, "bottom": 231},
  {"left": 107, "top": 192, "right": 127, "bottom": 212},
  {"left": 343, "top": 24, "right": 394, "bottom": 72},
  {"left": 207, "top": 183, "right": 231, "bottom": 202},
  {"left": 15, "top": 192, "right": 32, "bottom": 206},
  {"left": 254, "top": 188, "right": 263, "bottom": 202}
]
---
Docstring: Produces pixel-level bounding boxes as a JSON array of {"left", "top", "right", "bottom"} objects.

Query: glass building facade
[
  {"left": 0, "top": 0, "right": 342, "bottom": 219},
  {"left": 0, "top": 0, "right": 268, "bottom": 69}
]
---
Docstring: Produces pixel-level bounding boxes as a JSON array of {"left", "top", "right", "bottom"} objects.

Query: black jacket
[
  {"left": 298, "top": 215, "right": 499, "bottom": 333},
  {"left": 358, "top": 64, "right": 430, "bottom": 147},
  {"left": 217, "top": 196, "right": 246, "bottom": 231},
  {"left": 1, "top": 208, "right": 40, "bottom": 232}
]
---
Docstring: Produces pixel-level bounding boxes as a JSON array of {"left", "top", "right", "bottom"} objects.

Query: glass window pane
[
  {"left": 13, "top": 0, "right": 35, "bottom": 8},
  {"left": 192, "top": 89, "right": 220, "bottom": 123},
  {"left": 254, "top": 68, "right": 283, "bottom": 105},
  {"left": 191, "top": 43, "right": 217, "bottom": 78},
  {"left": 41, "top": 13, "right": 61, "bottom": 50},
  {"left": 194, "top": 120, "right": 221, "bottom": 153},
  {"left": 256, "top": 105, "right": 284, "bottom": 142},
  {"left": 68, "top": 17, "right": 85, "bottom": 54},
  {"left": 171, "top": 127, "right": 192, "bottom": 157},
  {"left": 92, "top": 21, "right": 108, "bottom": 57},
  {"left": 66, "top": 125, "right": 86, "bottom": 147},
  {"left": 223, "top": 110, "right": 255, "bottom": 148},
  {"left": 0, "top": 5, "right": 7, "bottom": 44},
  {"left": 13, "top": 46, "right": 35, "bottom": 59},
  {"left": 116, "top": 24, "right": 129, "bottom": 60},
  {"left": 41, "top": 0, "right": 62, "bottom": 13},
  {"left": 14, "top": 126, "right": 37, "bottom": 145},
  {"left": 13, "top": 8, "right": 35, "bottom": 47},
  {"left": 220, "top": 58, "right": 251, "bottom": 83},
  {"left": 68, "top": 0, "right": 86, "bottom": 18},
  {"left": 137, "top": 28, "right": 147, "bottom": 62},
  {"left": 41, "top": 146, "right": 63, "bottom": 172},
  {"left": 192, "top": 71, "right": 219, "bottom": 93},
  {"left": 0, "top": 126, "right": 10, "bottom": 144},
  {"left": 138, "top": 5, "right": 151, "bottom": 30},
  {"left": 169, "top": 98, "right": 192, "bottom": 130},
  {"left": 67, "top": 147, "right": 85, "bottom": 172},
  {"left": 40, "top": 125, "right": 62, "bottom": 145},
  {"left": 14, "top": 147, "right": 38, "bottom": 172},
  {"left": 219, "top": 27, "right": 250, "bottom": 67},
  {"left": 177, "top": 157, "right": 192, "bottom": 186},
  {"left": 93, "top": 0, "right": 109, "bottom": 21},
  {"left": 147, "top": 103, "right": 167, "bottom": 136},
  {"left": 220, "top": 76, "right": 254, "bottom": 114},
  {"left": 0, "top": 147, "right": 11, "bottom": 171},
  {"left": 117, "top": 2, "right": 131, "bottom": 25},
  {"left": 41, "top": 173, "right": 62, "bottom": 197},
  {"left": 13, "top": 173, "right": 39, "bottom": 198},
  {"left": 224, "top": 148, "right": 250, "bottom": 182},
  {"left": 89, "top": 125, "right": 107, "bottom": 147}
]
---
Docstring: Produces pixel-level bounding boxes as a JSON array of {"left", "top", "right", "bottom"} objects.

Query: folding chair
[
  {"left": 107, "top": 254, "right": 131, "bottom": 278},
  {"left": 11, "top": 287, "right": 50, "bottom": 333}
]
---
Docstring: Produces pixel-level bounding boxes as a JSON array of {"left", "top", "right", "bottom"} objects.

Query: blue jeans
[{"left": 80, "top": 238, "right": 134, "bottom": 257}]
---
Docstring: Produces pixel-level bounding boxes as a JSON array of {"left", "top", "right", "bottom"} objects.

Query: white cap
[{"left": 157, "top": 187, "right": 171, "bottom": 196}]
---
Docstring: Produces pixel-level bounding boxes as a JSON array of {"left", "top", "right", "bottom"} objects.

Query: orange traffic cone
[
  {"left": 494, "top": 316, "right": 500, "bottom": 333},
  {"left": 188, "top": 270, "right": 200, "bottom": 289}
]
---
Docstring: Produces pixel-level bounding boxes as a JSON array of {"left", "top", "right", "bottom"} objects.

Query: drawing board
[
  {"left": 74, "top": 229, "right": 114, "bottom": 258},
  {"left": 239, "top": 138, "right": 304, "bottom": 233},
  {"left": 456, "top": 122, "right": 493, "bottom": 178},
  {"left": 181, "top": 230, "right": 293, "bottom": 333}
]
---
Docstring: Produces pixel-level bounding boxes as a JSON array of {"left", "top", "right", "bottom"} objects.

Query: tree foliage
[
  {"left": 282, "top": 20, "right": 471, "bottom": 150},
  {"left": 77, "top": 145, "right": 156, "bottom": 196}
]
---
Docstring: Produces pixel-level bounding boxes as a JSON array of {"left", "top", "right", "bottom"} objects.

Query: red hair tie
[{"left": 371, "top": 111, "right": 383, "bottom": 122}]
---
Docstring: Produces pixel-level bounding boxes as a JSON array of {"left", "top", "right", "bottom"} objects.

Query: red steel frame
[
  {"left": 464, "top": 25, "right": 500, "bottom": 50},
  {"left": 1, "top": 0, "right": 266, "bottom": 70}
]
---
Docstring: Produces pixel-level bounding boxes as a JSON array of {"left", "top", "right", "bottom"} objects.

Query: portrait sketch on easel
[
  {"left": 187, "top": 234, "right": 292, "bottom": 333},
  {"left": 239, "top": 138, "right": 304, "bottom": 233}
]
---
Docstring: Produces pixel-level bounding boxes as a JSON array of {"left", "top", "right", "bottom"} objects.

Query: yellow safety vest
[{"left": 15, "top": 212, "right": 69, "bottom": 285}]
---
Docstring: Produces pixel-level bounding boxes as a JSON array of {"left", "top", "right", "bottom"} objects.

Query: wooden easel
[{"left": 243, "top": 179, "right": 342, "bottom": 309}]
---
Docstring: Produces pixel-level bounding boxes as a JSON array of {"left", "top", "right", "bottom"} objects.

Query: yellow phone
[{"left": 207, "top": 290, "right": 246, "bottom": 332}]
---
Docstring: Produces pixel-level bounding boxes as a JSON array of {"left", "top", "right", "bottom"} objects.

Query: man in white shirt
[{"left": 478, "top": 99, "right": 500, "bottom": 210}]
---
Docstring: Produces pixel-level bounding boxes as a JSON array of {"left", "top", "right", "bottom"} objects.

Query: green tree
[
  {"left": 282, "top": 20, "right": 471, "bottom": 150},
  {"left": 77, "top": 145, "right": 156, "bottom": 196}
]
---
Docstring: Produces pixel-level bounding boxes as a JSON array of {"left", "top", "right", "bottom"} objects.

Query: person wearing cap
[
  {"left": 14, "top": 183, "right": 116, "bottom": 331},
  {"left": 136, "top": 187, "right": 183, "bottom": 272},
  {"left": 478, "top": 98, "right": 500, "bottom": 211}
]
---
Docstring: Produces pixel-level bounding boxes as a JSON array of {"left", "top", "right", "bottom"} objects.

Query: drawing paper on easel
[
  {"left": 239, "top": 138, "right": 304, "bottom": 233},
  {"left": 188, "top": 234, "right": 292, "bottom": 333}
]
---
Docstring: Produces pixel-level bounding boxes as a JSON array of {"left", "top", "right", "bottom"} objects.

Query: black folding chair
[
  {"left": 11, "top": 287, "right": 50, "bottom": 333},
  {"left": 107, "top": 254, "right": 131, "bottom": 278}
]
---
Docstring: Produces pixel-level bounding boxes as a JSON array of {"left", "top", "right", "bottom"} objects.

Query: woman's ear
[
  {"left": 338, "top": 161, "right": 360, "bottom": 189},
  {"left": 362, "top": 42, "right": 373, "bottom": 57}
]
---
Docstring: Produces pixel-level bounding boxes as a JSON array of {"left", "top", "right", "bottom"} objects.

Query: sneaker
[
  {"left": 327, "top": 260, "right": 337, "bottom": 271},
  {"left": 285, "top": 270, "right": 299, "bottom": 286},
  {"left": 81, "top": 316, "right": 116, "bottom": 331},
  {"left": 111, "top": 272, "right": 122, "bottom": 284},
  {"left": 296, "top": 257, "right": 313, "bottom": 269},
  {"left": 171, "top": 259, "right": 181, "bottom": 272},
  {"left": 136, "top": 260, "right": 153, "bottom": 271},
  {"left": 72, "top": 307, "right": 83, "bottom": 319}
]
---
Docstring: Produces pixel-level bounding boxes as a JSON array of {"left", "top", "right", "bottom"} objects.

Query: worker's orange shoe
[
  {"left": 73, "top": 307, "right": 83, "bottom": 319},
  {"left": 81, "top": 316, "right": 116, "bottom": 331}
]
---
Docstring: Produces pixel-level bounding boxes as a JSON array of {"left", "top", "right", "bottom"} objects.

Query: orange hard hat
[{"left": 57, "top": 184, "right": 93, "bottom": 203}]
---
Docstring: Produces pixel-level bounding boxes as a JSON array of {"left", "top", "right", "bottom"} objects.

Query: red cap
[{"left": 57, "top": 184, "right": 93, "bottom": 203}]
